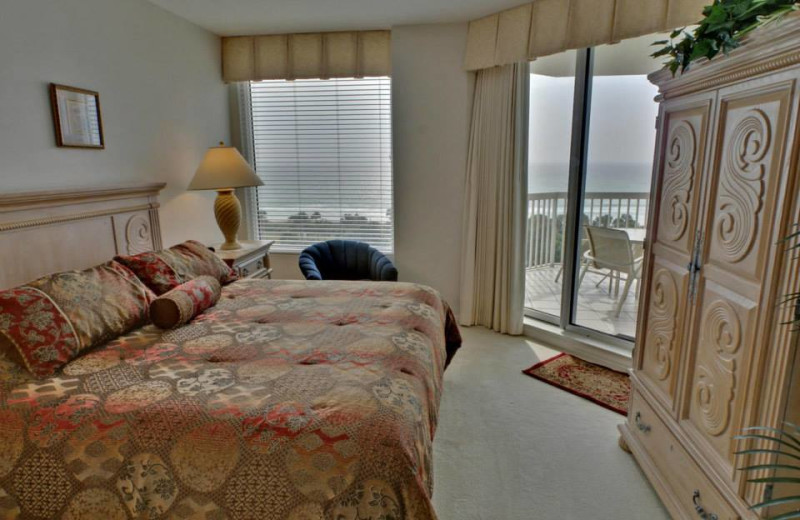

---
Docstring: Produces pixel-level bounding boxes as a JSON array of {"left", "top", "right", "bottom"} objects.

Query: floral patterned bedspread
[{"left": 0, "top": 279, "right": 459, "bottom": 520}]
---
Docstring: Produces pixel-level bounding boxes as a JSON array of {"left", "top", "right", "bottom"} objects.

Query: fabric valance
[
  {"left": 222, "top": 30, "right": 391, "bottom": 82},
  {"left": 464, "top": 0, "right": 708, "bottom": 71}
]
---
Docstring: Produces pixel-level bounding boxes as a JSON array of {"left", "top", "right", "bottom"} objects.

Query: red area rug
[{"left": 523, "top": 353, "right": 630, "bottom": 416}]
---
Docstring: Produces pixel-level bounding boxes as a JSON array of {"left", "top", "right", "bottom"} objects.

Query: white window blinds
[{"left": 248, "top": 77, "right": 393, "bottom": 253}]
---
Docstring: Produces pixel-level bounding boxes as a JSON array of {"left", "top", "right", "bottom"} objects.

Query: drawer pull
[
  {"left": 634, "top": 412, "right": 651, "bottom": 433},
  {"left": 692, "top": 490, "right": 718, "bottom": 520}
]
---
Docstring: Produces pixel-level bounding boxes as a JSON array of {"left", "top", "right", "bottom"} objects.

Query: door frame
[{"left": 524, "top": 47, "right": 640, "bottom": 350}]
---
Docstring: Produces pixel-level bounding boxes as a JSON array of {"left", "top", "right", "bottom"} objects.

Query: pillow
[
  {"left": 115, "top": 240, "right": 237, "bottom": 295},
  {"left": 0, "top": 261, "right": 154, "bottom": 378},
  {"left": 150, "top": 276, "right": 221, "bottom": 329}
]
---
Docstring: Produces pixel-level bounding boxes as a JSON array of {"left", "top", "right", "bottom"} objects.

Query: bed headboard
[{"left": 0, "top": 183, "right": 165, "bottom": 290}]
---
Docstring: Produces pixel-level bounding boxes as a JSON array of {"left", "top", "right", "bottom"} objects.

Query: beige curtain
[
  {"left": 460, "top": 62, "right": 529, "bottom": 335},
  {"left": 222, "top": 30, "right": 391, "bottom": 82},
  {"left": 463, "top": 0, "right": 708, "bottom": 70}
]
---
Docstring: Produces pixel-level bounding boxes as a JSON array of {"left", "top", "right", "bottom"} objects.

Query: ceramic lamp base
[{"left": 214, "top": 189, "right": 242, "bottom": 250}]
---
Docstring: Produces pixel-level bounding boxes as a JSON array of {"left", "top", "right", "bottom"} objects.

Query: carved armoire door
[
  {"left": 635, "top": 93, "right": 714, "bottom": 414},
  {"left": 679, "top": 76, "right": 795, "bottom": 497}
]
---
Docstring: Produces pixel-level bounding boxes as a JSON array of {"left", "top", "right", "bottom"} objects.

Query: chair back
[
  {"left": 585, "top": 226, "right": 635, "bottom": 272},
  {"left": 298, "top": 240, "right": 397, "bottom": 281}
]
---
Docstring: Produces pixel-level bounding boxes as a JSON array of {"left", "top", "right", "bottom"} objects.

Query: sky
[{"left": 528, "top": 74, "right": 660, "bottom": 193}]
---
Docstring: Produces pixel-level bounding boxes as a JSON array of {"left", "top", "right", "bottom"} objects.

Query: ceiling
[{"left": 147, "top": 0, "right": 525, "bottom": 36}]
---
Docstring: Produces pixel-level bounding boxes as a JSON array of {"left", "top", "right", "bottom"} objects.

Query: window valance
[
  {"left": 464, "top": 0, "right": 707, "bottom": 71},
  {"left": 222, "top": 30, "right": 391, "bottom": 82}
]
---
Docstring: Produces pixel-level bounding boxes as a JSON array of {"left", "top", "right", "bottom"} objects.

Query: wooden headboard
[{"left": 0, "top": 183, "right": 165, "bottom": 290}]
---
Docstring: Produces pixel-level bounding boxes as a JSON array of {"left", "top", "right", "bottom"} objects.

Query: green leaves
[
  {"left": 737, "top": 423, "right": 800, "bottom": 517},
  {"left": 652, "top": 0, "right": 800, "bottom": 75},
  {"left": 734, "top": 231, "right": 800, "bottom": 518},
  {"left": 781, "top": 225, "right": 800, "bottom": 249}
]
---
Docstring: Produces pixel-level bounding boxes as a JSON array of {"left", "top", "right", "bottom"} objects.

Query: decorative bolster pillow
[
  {"left": 115, "top": 239, "right": 237, "bottom": 295},
  {"left": 0, "top": 261, "right": 154, "bottom": 378},
  {"left": 150, "top": 275, "right": 221, "bottom": 329}
]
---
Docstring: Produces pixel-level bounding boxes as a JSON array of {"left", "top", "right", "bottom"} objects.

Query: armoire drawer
[{"left": 629, "top": 390, "right": 739, "bottom": 520}]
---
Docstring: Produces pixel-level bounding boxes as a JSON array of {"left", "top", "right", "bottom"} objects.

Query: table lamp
[{"left": 188, "top": 142, "right": 263, "bottom": 250}]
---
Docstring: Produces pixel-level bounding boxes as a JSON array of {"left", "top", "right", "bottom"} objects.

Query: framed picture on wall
[{"left": 49, "top": 83, "right": 105, "bottom": 149}]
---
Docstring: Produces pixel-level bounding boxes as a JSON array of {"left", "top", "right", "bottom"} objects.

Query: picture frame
[{"left": 49, "top": 83, "right": 105, "bottom": 149}]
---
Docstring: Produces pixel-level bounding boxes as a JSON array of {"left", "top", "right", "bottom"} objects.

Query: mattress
[{"left": 0, "top": 279, "right": 459, "bottom": 519}]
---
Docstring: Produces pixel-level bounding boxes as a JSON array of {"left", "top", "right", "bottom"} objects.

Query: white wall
[
  {"left": 264, "top": 23, "right": 473, "bottom": 316},
  {"left": 0, "top": 0, "right": 228, "bottom": 247},
  {"left": 268, "top": 253, "right": 306, "bottom": 280},
  {"left": 391, "top": 23, "right": 473, "bottom": 315}
]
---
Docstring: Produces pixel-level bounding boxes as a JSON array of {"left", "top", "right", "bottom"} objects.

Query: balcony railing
[{"left": 526, "top": 191, "right": 649, "bottom": 268}]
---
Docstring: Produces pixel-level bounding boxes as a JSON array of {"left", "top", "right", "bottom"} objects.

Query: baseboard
[{"left": 523, "top": 319, "right": 632, "bottom": 373}]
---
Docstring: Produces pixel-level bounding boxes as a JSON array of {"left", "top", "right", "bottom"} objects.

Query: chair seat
[{"left": 583, "top": 251, "right": 643, "bottom": 275}]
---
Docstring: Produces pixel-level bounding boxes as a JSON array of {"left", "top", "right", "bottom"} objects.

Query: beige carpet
[{"left": 432, "top": 326, "right": 668, "bottom": 520}]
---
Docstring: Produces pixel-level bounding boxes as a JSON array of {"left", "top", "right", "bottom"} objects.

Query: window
[{"left": 245, "top": 77, "right": 393, "bottom": 253}]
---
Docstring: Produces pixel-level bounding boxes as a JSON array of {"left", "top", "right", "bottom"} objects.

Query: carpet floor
[{"left": 432, "top": 326, "right": 668, "bottom": 520}]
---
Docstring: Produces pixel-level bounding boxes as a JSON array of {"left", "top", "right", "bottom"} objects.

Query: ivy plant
[{"left": 652, "top": 0, "right": 799, "bottom": 74}]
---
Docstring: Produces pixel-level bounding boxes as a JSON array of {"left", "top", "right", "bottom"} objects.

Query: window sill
[{"left": 523, "top": 317, "right": 632, "bottom": 373}]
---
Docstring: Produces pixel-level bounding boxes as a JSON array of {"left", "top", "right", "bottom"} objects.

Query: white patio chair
[{"left": 578, "top": 226, "right": 643, "bottom": 317}]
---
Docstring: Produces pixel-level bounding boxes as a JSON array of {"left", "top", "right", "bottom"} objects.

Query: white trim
[
  {"left": 523, "top": 317, "right": 632, "bottom": 373},
  {"left": 236, "top": 82, "right": 255, "bottom": 166},
  {"left": 233, "top": 82, "right": 258, "bottom": 241}
]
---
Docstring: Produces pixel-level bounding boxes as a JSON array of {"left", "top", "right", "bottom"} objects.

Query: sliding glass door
[
  {"left": 525, "top": 35, "right": 663, "bottom": 344},
  {"left": 525, "top": 50, "right": 578, "bottom": 323}
]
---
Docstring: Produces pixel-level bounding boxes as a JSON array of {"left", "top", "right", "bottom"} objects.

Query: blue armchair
[{"left": 298, "top": 240, "right": 398, "bottom": 281}]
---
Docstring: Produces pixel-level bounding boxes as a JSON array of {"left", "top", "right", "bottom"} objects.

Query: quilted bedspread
[{"left": 0, "top": 279, "right": 459, "bottom": 520}]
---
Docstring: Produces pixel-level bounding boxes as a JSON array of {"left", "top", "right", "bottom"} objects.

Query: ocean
[{"left": 529, "top": 162, "right": 652, "bottom": 194}]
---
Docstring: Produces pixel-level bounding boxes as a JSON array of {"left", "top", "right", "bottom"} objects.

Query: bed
[{"left": 0, "top": 184, "right": 460, "bottom": 520}]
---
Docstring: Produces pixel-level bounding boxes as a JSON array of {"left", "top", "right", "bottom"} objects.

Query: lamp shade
[{"left": 188, "top": 144, "right": 263, "bottom": 190}]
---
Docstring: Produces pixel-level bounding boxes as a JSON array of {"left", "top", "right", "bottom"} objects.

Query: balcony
[{"left": 525, "top": 191, "right": 649, "bottom": 339}]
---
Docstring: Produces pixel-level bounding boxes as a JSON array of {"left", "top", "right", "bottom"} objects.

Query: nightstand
[{"left": 212, "top": 240, "right": 274, "bottom": 279}]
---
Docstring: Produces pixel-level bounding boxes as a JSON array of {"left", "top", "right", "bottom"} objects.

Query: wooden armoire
[{"left": 619, "top": 14, "right": 800, "bottom": 520}]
